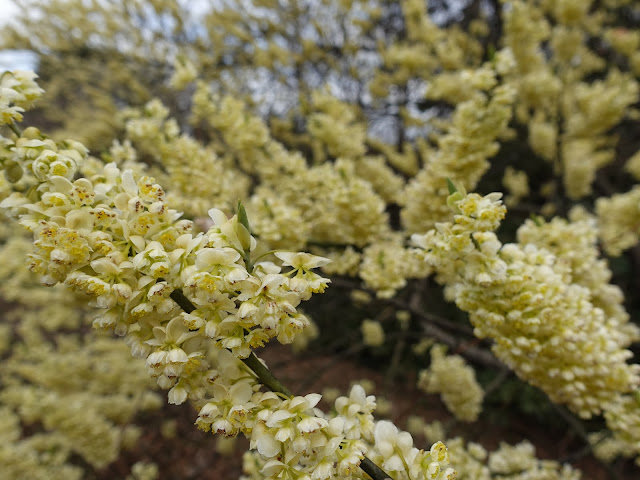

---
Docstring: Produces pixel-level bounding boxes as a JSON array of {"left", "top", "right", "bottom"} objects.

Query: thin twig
[
  {"left": 299, "top": 342, "right": 367, "bottom": 393},
  {"left": 330, "top": 277, "right": 475, "bottom": 337},
  {"left": 8, "top": 121, "right": 22, "bottom": 137},
  {"left": 483, "top": 369, "right": 510, "bottom": 398},
  {"left": 551, "top": 404, "right": 620, "bottom": 480},
  {"left": 330, "top": 277, "right": 503, "bottom": 369}
]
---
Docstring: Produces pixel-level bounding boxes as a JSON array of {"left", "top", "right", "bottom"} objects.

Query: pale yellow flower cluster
[
  {"left": 502, "top": 167, "right": 530, "bottom": 207},
  {"left": 316, "top": 246, "right": 362, "bottom": 277},
  {"left": 600, "top": 393, "right": 640, "bottom": 466},
  {"left": 407, "top": 417, "right": 581, "bottom": 480},
  {"left": 121, "top": 98, "right": 249, "bottom": 217},
  {"left": 596, "top": 186, "right": 640, "bottom": 256},
  {"left": 0, "top": 70, "right": 43, "bottom": 125},
  {"left": 625, "top": 149, "right": 640, "bottom": 181},
  {"left": 370, "top": 0, "right": 485, "bottom": 98},
  {"left": 560, "top": 71, "right": 638, "bottom": 199},
  {"left": 413, "top": 191, "right": 640, "bottom": 418},
  {"left": 401, "top": 77, "right": 515, "bottom": 233},
  {"left": 247, "top": 187, "right": 310, "bottom": 251},
  {"left": 486, "top": 441, "right": 580, "bottom": 480},
  {"left": 127, "top": 461, "right": 160, "bottom": 480},
  {"left": 0, "top": 219, "right": 162, "bottom": 477},
  {"left": 353, "top": 155, "right": 405, "bottom": 204},
  {"left": 359, "top": 235, "right": 425, "bottom": 298},
  {"left": 170, "top": 56, "right": 198, "bottom": 90},
  {"left": 1, "top": 335, "right": 161, "bottom": 469},
  {"left": 272, "top": 158, "right": 390, "bottom": 248},
  {"left": 517, "top": 210, "right": 637, "bottom": 343},
  {"left": 195, "top": 356, "right": 372, "bottom": 478},
  {"left": 205, "top": 376, "right": 456, "bottom": 480},
  {"left": 499, "top": 0, "right": 639, "bottom": 200},
  {"left": 417, "top": 345, "right": 483, "bottom": 422},
  {"left": 242, "top": 413, "right": 456, "bottom": 480},
  {"left": 605, "top": 27, "right": 640, "bottom": 76},
  {"left": 307, "top": 91, "right": 366, "bottom": 161},
  {"left": 361, "top": 319, "right": 385, "bottom": 347},
  {"left": 190, "top": 84, "right": 390, "bottom": 252}
]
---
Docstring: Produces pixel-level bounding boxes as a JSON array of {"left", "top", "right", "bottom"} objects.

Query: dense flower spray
[
  {"left": 412, "top": 185, "right": 640, "bottom": 419},
  {"left": 0, "top": 71, "right": 455, "bottom": 480}
]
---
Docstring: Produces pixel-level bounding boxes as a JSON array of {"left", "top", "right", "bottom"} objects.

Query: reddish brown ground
[{"left": 98, "top": 343, "right": 637, "bottom": 479}]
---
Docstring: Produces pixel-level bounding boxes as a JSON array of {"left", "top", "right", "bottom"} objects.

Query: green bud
[
  {"left": 446, "top": 191, "right": 465, "bottom": 212},
  {"left": 236, "top": 223, "right": 252, "bottom": 253},
  {"left": 446, "top": 178, "right": 458, "bottom": 195},
  {"left": 237, "top": 200, "right": 252, "bottom": 235},
  {"left": 22, "top": 126, "right": 42, "bottom": 139},
  {"left": 487, "top": 44, "right": 496, "bottom": 61},
  {"left": 445, "top": 178, "right": 466, "bottom": 212},
  {"left": 3, "top": 160, "right": 23, "bottom": 183},
  {"left": 530, "top": 214, "right": 544, "bottom": 227}
]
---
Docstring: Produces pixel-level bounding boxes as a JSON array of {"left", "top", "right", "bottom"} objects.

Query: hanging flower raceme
[{"left": 412, "top": 188, "right": 640, "bottom": 419}]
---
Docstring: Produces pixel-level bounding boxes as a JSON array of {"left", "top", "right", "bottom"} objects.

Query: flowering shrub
[
  {"left": 1, "top": 0, "right": 640, "bottom": 478},
  {"left": 0, "top": 72, "right": 455, "bottom": 480}
]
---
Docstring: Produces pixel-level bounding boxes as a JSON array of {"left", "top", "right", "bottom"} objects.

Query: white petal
[
  {"left": 121, "top": 170, "right": 138, "bottom": 197},
  {"left": 383, "top": 454, "right": 405, "bottom": 472},
  {"left": 208, "top": 208, "right": 228, "bottom": 226},
  {"left": 256, "top": 434, "right": 281, "bottom": 458}
]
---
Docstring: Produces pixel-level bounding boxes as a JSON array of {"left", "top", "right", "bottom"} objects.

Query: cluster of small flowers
[
  {"left": 401, "top": 75, "right": 515, "bottom": 233},
  {"left": 596, "top": 185, "right": 640, "bottom": 256},
  {"left": 183, "top": 68, "right": 515, "bottom": 303},
  {"left": 486, "top": 441, "right": 580, "bottom": 480},
  {"left": 269, "top": 158, "right": 390, "bottom": 248},
  {"left": 1, "top": 335, "right": 161, "bottom": 469},
  {"left": 625, "top": 149, "right": 640, "bottom": 181},
  {"left": 407, "top": 417, "right": 581, "bottom": 480},
  {"left": 200, "top": 367, "right": 456, "bottom": 479},
  {"left": 0, "top": 218, "right": 162, "bottom": 476},
  {"left": 193, "top": 349, "right": 351, "bottom": 475},
  {"left": 499, "top": 0, "right": 639, "bottom": 200},
  {"left": 412, "top": 189, "right": 640, "bottom": 419},
  {"left": 239, "top": 389, "right": 456, "bottom": 480},
  {"left": 560, "top": 70, "right": 638, "bottom": 199},
  {"left": 247, "top": 187, "right": 311, "bottom": 251},
  {"left": 1, "top": 139, "right": 329, "bottom": 387},
  {"left": 169, "top": 56, "right": 198, "bottom": 90},
  {"left": 352, "top": 155, "right": 405, "bottom": 204},
  {"left": 502, "top": 166, "right": 529, "bottom": 207},
  {"left": 0, "top": 70, "right": 43, "bottom": 125},
  {"left": 316, "top": 246, "right": 362, "bottom": 277},
  {"left": 190, "top": 84, "right": 391, "bottom": 252},
  {"left": 361, "top": 319, "right": 385, "bottom": 347},
  {"left": 589, "top": 430, "right": 638, "bottom": 466},
  {"left": 417, "top": 344, "right": 483, "bottom": 422},
  {"left": 359, "top": 234, "right": 428, "bottom": 299},
  {"left": 307, "top": 91, "right": 367, "bottom": 161},
  {"left": 121, "top": 98, "right": 249, "bottom": 218},
  {"left": 370, "top": 0, "right": 486, "bottom": 98},
  {"left": 600, "top": 393, "right": 640, "bottom": 466},
  {"left": 516, "top": 209, "right": 637, "bottom": 344},
  {"left": 604, "top": 26, "right": 640, "bottom": 75}
]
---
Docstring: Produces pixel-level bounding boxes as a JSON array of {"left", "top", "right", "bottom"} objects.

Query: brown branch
[{"left": 329, "top": 277, "right": 504, "bottom": 369}]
